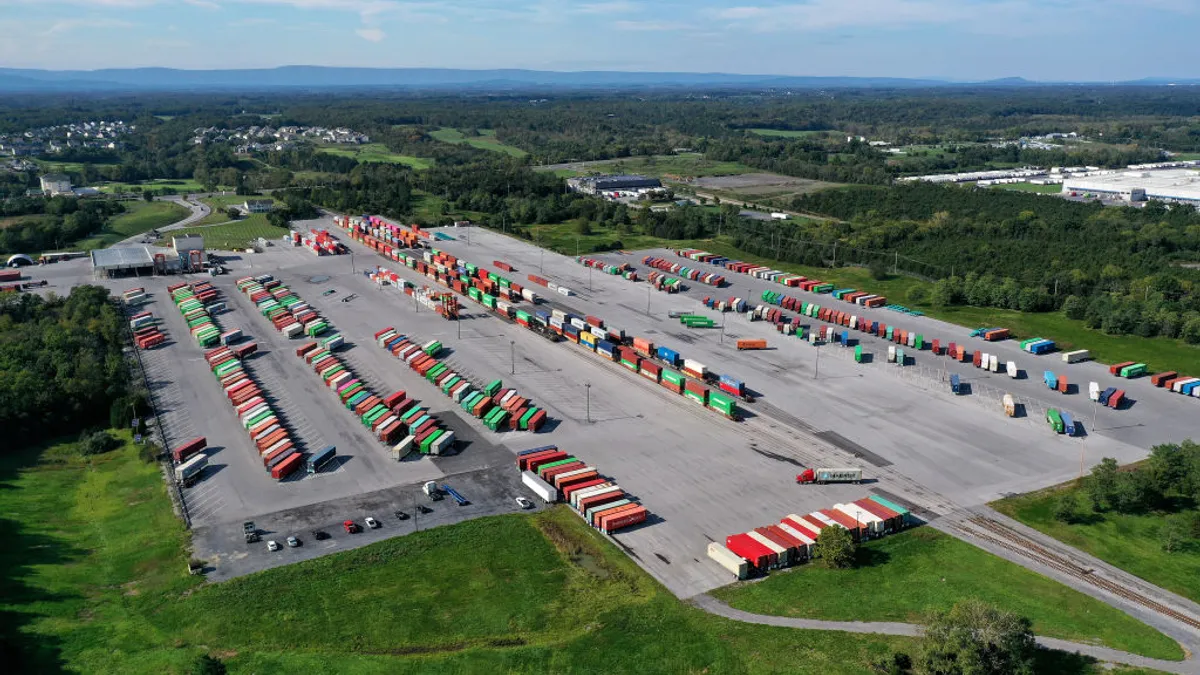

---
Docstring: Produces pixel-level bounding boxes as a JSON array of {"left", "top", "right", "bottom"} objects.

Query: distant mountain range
[{"left": 0, "top": 67, "right": 1197, "bottom": 92}]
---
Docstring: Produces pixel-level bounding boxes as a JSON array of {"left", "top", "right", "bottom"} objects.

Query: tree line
[
  {"left": 0, "top": 286, "right": 138, "bottom": 448},
  {"left": 0, "top": 197, "right": 126, "bottom": 253}
]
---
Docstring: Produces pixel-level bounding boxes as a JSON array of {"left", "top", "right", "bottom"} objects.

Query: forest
[
  {"left": 0, "top": 197, "right": 126, "bottom": 253},
  {"left": 0, "top": 286, "right": 136, "bottom": 447}
]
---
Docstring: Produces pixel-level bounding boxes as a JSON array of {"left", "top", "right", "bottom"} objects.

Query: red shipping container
[
  {"left": 527, "top": 409, "right": 548, "bottom": 432},
  {"left": 577, "top": 489, "right": 625, "bottom": 514},
  {"left": 1108, "top": 361, "right": 1136, "bottom": 376},
  {"left": 782, "top": 517, "right": 820, "bottom": 540},
  {"left": 563, "top": 478, "right": 608, "bottom": 501},
  {"left": 972, "top": 350, "right": 982, "bottom": 367},
  {"left": 593, "top": 502, "right": 640, "bottom": 528},
  {"left": 172, "top": 436, "right": 207, "bottom": 462},
  {"left": 725, "top": 533, "right": 773, "bottom": 570},
  {"left": 517, "top": 449, "right": 561, "bottom": 470},
  {"left": 820, "top": 509, "right": 864, "bottom": 540},
  {"left": 256, "top": 429, "right": 288, "bottom": 452},
  {"left": 1151, "top": 371, "right": 1178, "bottom": 387},
  {"left": 271, "top": 452, "right": 304, "bottom": 479},
  {"left": 383, "top": 390, "right": 406, "bottom": 408},
  {"left": 1109, "top": 390, "right": 1125, "bottom": 409},
  {"left": 557, "top": 470, "right": 599, "bottom": 491}
]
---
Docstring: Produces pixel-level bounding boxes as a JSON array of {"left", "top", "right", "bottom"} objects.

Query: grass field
[
  {"left": 0, "top": 214, "right": 54, "bottom": 229},
  {"left": 98, "top": 178, "right": 218, "bottom": 195},
  {"left": 994, "top": 487, "right": 1200, "bottom": 606},
  {"left": 712, "top": 528, "right": 1182, "bottom": 660},
  {"left": 683, "top": 238, "right": 1200, "bottom": 376},
  {"left": 33, "top": 158, "right": 119, "bottom": 173},
  {"left": 189, "top": 194, "right": 280, "bottom": 228},
  {"left": 0, "top": 434, "right": 1152, "bottom": 674},
  {"left": 748, "top": 128, "right": 832, "bottom": 138},
  {"left": 566, "top": 153, "right": 761, "bottom": 180},
  {"left": 429, "top": 128, "right": 528, "bottom": 157},
  {"left": 74, "top": 201, "right": 190, "bottom": 249},
  {"left": 160, "top": 218, "right": 287, "bottom": 250},
  {"left": 317, "top": 143, "right": 433, "bottom": 169},
  {"left": 994, "top": 182, "right": 1065, "bottom": 194}
]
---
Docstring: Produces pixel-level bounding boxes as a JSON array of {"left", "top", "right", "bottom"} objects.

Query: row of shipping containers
[
  {"left": 335, "top": 214, "right": 425, "bottom": 250},
  {"left": 128, "top": 302, "right": 166, "bottom": 350},
  {"left": 205, "top": 341, "right": 304, "bottom": 480},
  {"left": 235, "top": 276, "right": 331, "bottom": 339},
  {"left": 375, "top": 326, "right": 548, "bottom": 433},
  {"left": 1149, "top": 370, "right": 1200, "bottom": 398},
  {"left": 169, "top": 281, "right": 223, "bottom": 347},
  {"left": 642, "top": 255, "right": 725, "bottom": 287},
  {"left": 576, "top": 256, "right": 637, "bottom": 281},
  {"left": 289, "top": 228, "right": 348, "bottom": 256},
  {"left": 516, "top": 446, "right": 649, "bottom": 533},
  {"left": 677, "top": 249, "right": 858, "bottom": 302},
  {"left": 647, "top": 271, "right": 683, "bottom": 293},
  {"left": 710, "top": 496, "right": 913, "bottom": 579},
  {"left": 298, "top": 336, "right": 457, "bottom": 457}
]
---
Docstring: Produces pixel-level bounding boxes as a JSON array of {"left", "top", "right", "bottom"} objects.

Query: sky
[{"left": 1, "top": 0, "right": 1198, "bottom": 81}]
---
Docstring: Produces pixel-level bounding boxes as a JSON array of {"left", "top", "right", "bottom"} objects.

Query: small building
[
  {"left": 172, "top": 235, "right": 204, "bottom": 257},
  {"left": 40, "top": 173, "right": 72, "bottom": 196},
  {"left": 243, "top": 199, "right": 274, "bottom": 213}
]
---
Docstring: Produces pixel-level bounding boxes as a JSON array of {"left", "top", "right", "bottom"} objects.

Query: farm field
[
  {"left": 317, "top": 143, "right": 433, "bottom": 169},
  {"left": 74, "top": 200, "right": 190, "bottom": 249},
  {"left": 0, "top": 433, "right": 927, "bottom": 675},
  {"left": 712, "top": 527, "right": 1182, "bottom": 660},
  {"left": 993, "top": 486, "right": 1200, "bottom": 606},
  {"left": 429, "top": 128, "right": 528, "bottom": 157},
  {"left": 159, "top": 218, "right": 287, "bottom": 250},
  {"left": 748, "top": 128, "right": 834, "bottom": 138}
]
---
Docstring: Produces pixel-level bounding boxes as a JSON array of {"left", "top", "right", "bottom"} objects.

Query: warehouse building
[
  {"left": 90, "top": 246, "right": 158, "bottom": 278},
  {"left": 569, "top": 174, "right": 663, "bottom": 195},
  {"left": 1061, "top": 169, "right": 1200, "bottom": 205}
]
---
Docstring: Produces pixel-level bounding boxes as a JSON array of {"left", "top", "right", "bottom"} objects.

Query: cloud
[
  {"left": 230, "top": 17, "right": 276, "bottom": 27},
  {"left": 356, "top": 26, "right": 385, "bottom": 40},
  {"left": 41, "top": 18, "right": 134, "bottom": 36},
  {"left": 183, "top": 0, "right": 221, "bottom": 9},
  {"left": 576, "top": 1, "right": 638, "bottom": 13},
  {"left": 613, "top": 20, "right": 689, "bottom": 31}
]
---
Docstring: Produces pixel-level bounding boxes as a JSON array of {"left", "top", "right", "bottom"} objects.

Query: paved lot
[{"left": 26, "top": 217, "right": 1194, "bottom": 600}]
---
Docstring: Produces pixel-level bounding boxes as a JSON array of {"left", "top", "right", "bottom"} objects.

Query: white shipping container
[
  {"left": 283, "top": 322, "right": 303, "bottom": 338},
  {"left": 558, "top": 286, "right": 573, "bottom": 296},
  {"left": 392, "top": 435, "right": 415, "bottom": 460},
  {"left": 980, "top": 352, "right": 989, "bottom": 369},
  {"left": 989, "top": 355, "right": 1000, "bottom": 372},
  {"left": 746, "top": 531, "right": 789, "bottom": 566},
  {"left": 1063, "top": 349, "right": 1091, "bottom": 363},
  {"left": 431, "top": 430, "right": 455, "bottom": 455},
  {"left": 547, "top": 282, "right": 559, "bottom": 292},
  {"left": 1007, "top": 361, "right": 1018, "bottom": 378},
  {"left": 571, "top": 484, "right": 618, "bottom": 509},
  {"left": 707, "top": 542, "right": 750, "bottom": 580},
  {"left": 1089, "top": 381, "right": 1101, "bottom": 401},
  {"left": 887, "top": 345, "right": 896, "bottom": 362},
  {"left": 682, "top": 358, "right": 707, "bottom": 374},
  {"left": 834, "top": 504, "right": 882, "bottom": 534},
  {"left": 776, "top": 523, "right": 815, "bottom": 557}
]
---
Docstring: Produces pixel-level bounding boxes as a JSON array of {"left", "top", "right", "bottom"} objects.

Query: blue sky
[{"left": 2, "top": 0, "right": 1198, "bottom": 80}]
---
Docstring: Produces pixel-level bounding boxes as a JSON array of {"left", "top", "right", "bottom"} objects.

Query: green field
[
  {"left": 0, "top": 213, "right": 54, "bottom": 229},
  {"left": 1, "top": 434, "right": 1151, "bottom": 674},
  {"left": 189, "top": 194, "right": 280, "bottom": 228},
  {"left": 994, "top": 182, "right": 1065, "bottom": 194},
  {"left": 317, "top": 143, "right": 433, "bottom": 169},
  {"left": 994, "top": 487, "right": 1200, "bottom": 606},
  {"left": 160, "top": 218, "right": 287, "bottom": 250},
  {"left": 429, "top": 128, "right": 528, "bottom": 157},
  {"left": 748, "top": 128, "right": 832, "bottom": 138},
  {"left": 561, "top": 153, "right": 761, "bottom": 180},
  {"left": 712, "top": 528, "right": 1182, "bottom": 660},
  {"left": 33, "top": 158, "right": 119, "bottom": 173},
  {"left": 682, "top": 238, "right": 1200, "bottom": 376},
  {"left": 98, "top": 178, "right": 217, "bottom": 195},
  {"left": 0, "top": 433, "right": 924, "bottom": 674},
  {"left": 74, "top": 201, "right": 190, "bottom": 249}
]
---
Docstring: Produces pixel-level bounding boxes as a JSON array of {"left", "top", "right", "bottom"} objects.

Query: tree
[
  {"left": 1061, "top": 294, "right": 1085, "bottom": 320},
  {"left": 1052, "top": 492, "right": 1082, "bottom": 524},
  {"left": 142, "top": 189, "right": 153, "bottom": 202},
  {"left": 869, "top": 257, "right": 889, "bottom": 280},
  {"left": 267, "top": 208, "right": 292, "bottom": 229},
  {"left": 1086, "top": 457, "right": 1120, "bottom": 511},
  {"left": 1182, "top": 317, "right": 1200, "bottom": 345},
  {"left": 574, "top": 218, "right": 592, "bottom": 236},
  {"left": 814, "top": 524, "right": 856, "bottom": 569},
  {"left": 224, "top": 206, "right": 241, "bottom": 220},
  {"left": 78, "top": 430, "right": 119, "bottom": 456},
  {"left": 916, "top": 600, "right": 1036, "bottom": 675}
]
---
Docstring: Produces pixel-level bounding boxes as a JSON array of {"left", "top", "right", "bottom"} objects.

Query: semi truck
[
  {"left": 174, "top": 453, "right": 208, "bottom": 486},
  {"left": 796, "top": 467, "right": 863, "bottom": 485}
]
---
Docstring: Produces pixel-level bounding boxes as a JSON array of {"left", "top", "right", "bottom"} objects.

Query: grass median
[{"left": 711, "top": 527, "right": 1183, "bottom": 661}]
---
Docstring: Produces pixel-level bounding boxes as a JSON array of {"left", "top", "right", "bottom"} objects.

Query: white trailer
[
  {"left": 707, "top": 542, "right": 751, "bottom": 579},
  {"left": 522, "top": 471, "right": 558, "bottom": 503},
  {"left": 1006, "top": 360, "right": 1018, "bottom": 378},
  {"left": 1063, "top": 349, "right": 1091, "bottom": 363},
  {"left": 175, "top": 454, "right": 208, "bottom": 486}
]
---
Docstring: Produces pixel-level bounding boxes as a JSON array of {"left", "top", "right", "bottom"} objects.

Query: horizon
[{"left": 2, "top": 0, "right": 1198, "bottom": 81}]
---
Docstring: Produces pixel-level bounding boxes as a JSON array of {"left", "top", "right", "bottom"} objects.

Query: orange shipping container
[{"left": 736, "top": 339, "right": 767, "bottom": 350}]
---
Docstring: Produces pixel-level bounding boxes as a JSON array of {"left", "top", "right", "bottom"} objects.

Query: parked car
[
  {"left": 286, "top": 536, "right": 301, "bottom": 548},
  {"left": 394, "top": 510, "right": 410, "bottom": 521},
  {"left": 417, "top": 504, "right": 432, "bottom": 514},
  {"left": 343, "top": 520, "right": 359, "bottom": 534},
  {"left": 365, "top": 516, "right": 380, "bottom": 529},
  {"left": 311, "top": 530, "right": 330, "bottom": 540},
  {"left": 515, "top": 497, "right": 533, "bottom": 509},
  {"left": 266, "top": 540, "right": 280, "bottom": 552}
]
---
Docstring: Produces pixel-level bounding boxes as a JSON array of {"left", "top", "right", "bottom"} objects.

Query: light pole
[
  {"left": 814, "top": 344, "right": 821, "bottom": 380},
  {"left": 510, "top": 340, "right": 516, "bottom": 375},
  {"left": 350, "top": 251, "right": 355, "bottom": 275},
  {"left": 720, "top": 312, "right": 726, "bottom": 344},
  {"left": 585, "top": 382, "right": 592, "bottom": 423},
  {"left": 646, "top": 285, "right": 651, "bottom": 315}
]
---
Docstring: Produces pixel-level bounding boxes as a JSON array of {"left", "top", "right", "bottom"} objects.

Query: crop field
[
  {"left": 429, "top": 128, "right": 528, "bottom": 157},
  {"left": 158, "top": 218, "right": 287, "bottom": 249},
  {"left": 712, "top": 527, "right": 1182, "bottom": 660},
  {"left": 317, "top": 143, "right": 434, "bottom": 169},
  {"left": 0, "top": 434, "right": 928, "bottom": 675},
  {"left": 994, "top": 486, "right": 1200, "bottom": 606},
  {"left": 74, "top": 201, "right": 190, "bottom": 249}
]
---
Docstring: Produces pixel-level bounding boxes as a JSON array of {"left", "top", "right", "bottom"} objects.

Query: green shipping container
[
  {"left": 401, "top": 407, "right": 424, "bottom": 423},
  {"left": 662, "top": 370, "right": 684, "bottom": 386},
  {"left": 1046, "top": 408, "right": 1064, "bottom": 433},
  {"left": 363, "top": 406, "right": 389, "bottom": 427},
  {"left": 420, "top": 429, "right": 444, "bottom": 454},
  {"left": 441, "top": 376, "right": 461, "bottom": 394},
  {"left": 245, "top": 410, "right": 272, "bottom": 429},
  {"left": 485, "top": 379, "right": 502, "bottom": 396},
  {"left": 854, "top": 344, "right": 863, "bottom": 363},
  {"left": 345, "top": 391, "right": 369, "bottom": 409},
  {"left": 1120, "top": 363, "right": 1147, "bottom": 378},
  {"left": 708, "top": 391, "right": 735, "bottom": 417},
  {"left": 914, "top": 335, "right": 924, "bottom": 350},
  {"left": 684, "top": 387, "right": 706, "bottom": 404},
  {"left": 886, "top": 326, "right": 894, "bottom": 340},
  {"left": 519, "top": 408, "right": 537, "bottom": 430}
]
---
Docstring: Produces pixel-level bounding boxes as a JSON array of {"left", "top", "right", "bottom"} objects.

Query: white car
[
  {"left": 266, "top": 540, "right": 280, "bottom": 552},
  {"left": 286, "top": 536, "right": 301, "bottom": 548},
  {"left": 365, "top": 516, "right": 380, "bottom": 529},
  {"left": 515, "top": 497, "right": 533, "bottom": 510}
]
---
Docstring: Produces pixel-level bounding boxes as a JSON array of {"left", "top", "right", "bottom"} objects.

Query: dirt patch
[
  {"left": 122, "top": 581, "right": 141, "bottom": 596},
  {"left": 693, "top": 173, "right": 838, "bottom": 195}
]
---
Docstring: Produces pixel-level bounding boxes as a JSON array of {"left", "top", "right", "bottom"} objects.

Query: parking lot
[{"left": 23, "top": 216, "right": 1196, "bottom": 599}]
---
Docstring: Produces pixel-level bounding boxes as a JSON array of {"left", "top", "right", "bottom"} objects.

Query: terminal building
[
  {"left": 568, "top": 174, "right": 663, "bottom": 195},
  {"left": 1061, "top": 169, "right": 1200, "bottom": 206}
]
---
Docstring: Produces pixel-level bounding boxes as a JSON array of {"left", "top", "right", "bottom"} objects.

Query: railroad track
[{"left": 954, "top": 515, "right": 1200, "bottom": 631}]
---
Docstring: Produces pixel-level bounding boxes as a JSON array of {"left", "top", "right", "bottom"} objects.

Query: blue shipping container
[
  {"left": 1099, "top": 387, "right": 1116, "bottom": 406},
  {"left": 1182, "top": 381, "right": 1200, "bottom": 396},
  {"left": 950, "top": 373, "right": 960, "bottom": 394},
  {"left": 1030, "top": 339, "right": 1056, "bottom": 354},
  {"left": 657, "top": 346, "right": 680, "bottom": 366},
  {"left": 307, "top": 445, "right": 337, "bottom": 473},
  {"left": 518, "top": 445, "right": 558, "bottom": 457},
  {"left": 840, "top": 331, "right": 849, "bottom": 346},
  {"left": 1061, "top": 411, "right": 1076, "bottom": 436},
  {"left": 1043, "top": 371, "right": 1057, "bottom": 389}
]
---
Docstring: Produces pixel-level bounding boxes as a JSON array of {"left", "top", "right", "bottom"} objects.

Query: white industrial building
[{"left": 1060, "top": 169, "right": 1200, "bottom": 205}]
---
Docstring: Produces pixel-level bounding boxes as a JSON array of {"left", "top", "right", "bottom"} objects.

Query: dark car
[
  {"left": 394, "top": 510, "right": 410, "bottom": 521},
  {"left": 311, "top": 530, "right": 330, "bottom": 541},
  {"left": 417, "top": 504, "right": 432, "bottom": 514}
]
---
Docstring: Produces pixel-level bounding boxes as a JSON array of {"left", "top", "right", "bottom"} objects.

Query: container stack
[
  {"left": 122, "top": 287, "right": 149, "bottom": 305},
  {"left": 296, "top": 228, "right": 346, "bottom": 256},
  {"left": 516, "top": 446, "right": 649, "bottom": 533},
  {"left": 641, "top": 255, "right": 725, "bottom": 287},
  {"left": 576, "top": 256, "right": 631, "bottom": 276},
  {"left": 375, "top": 326, "right": 548, "bottom": 433},
  {"left": 236, "top": 276, "right": 328, "bottom": 339},
  {"left": 714, "top": 496, "right": 912, "bottom": 579},
  {"left": 205, "top": 344, "right": 303, "bottom": 480},
  {"left": 130, "top": 310, "right": 166, "bottom": 349},
  {"left": 647, "top": 271, "right": 682, "bottom": 293},
  {"left": 169, "top": 281, "right": 222, "bottom": 347},
  {"left": 1020, "top": 337, "right": 1057, "bottom": 355},
  {"left": 297, "top": 338, "right": 445, "bottom": 456}
]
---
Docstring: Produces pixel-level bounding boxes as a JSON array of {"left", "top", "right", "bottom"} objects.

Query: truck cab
[
  {"left": 423, "top": 480, "right": 443, "bottom": 501},
  {"left": 243, "top": 521, "right": 260, "bottom": 543}
]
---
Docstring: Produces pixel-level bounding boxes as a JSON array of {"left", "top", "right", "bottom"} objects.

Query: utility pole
[
  {"left": 720, "top": 312, "right": 726, "bottom": 344},
  {"left": 814, "top": 344, "right": 821, "bottom": 380},
  {"left": 510, "top": 340, "right": 516, "bottom": 375},
  {"left": 585, "top": 382, "right": 592, "bottom": 423},
  {"left": 589, "top": 265, "right": 593, "bottom": 291},
  {"left": 646, "top": 285, "right": 651, "bottom": 315},
  {"left": 350, "top": 251, "right": 355, "bottom": 275}
]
